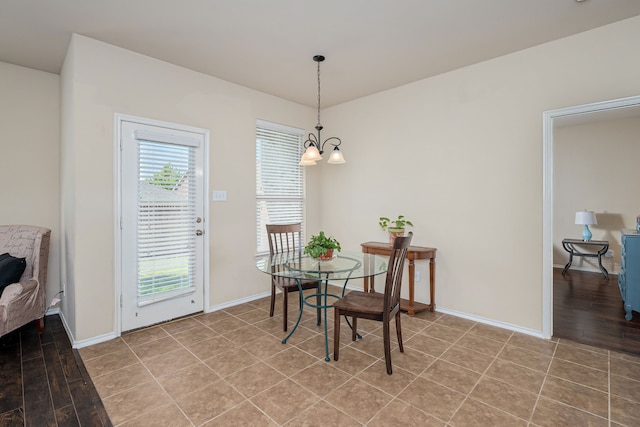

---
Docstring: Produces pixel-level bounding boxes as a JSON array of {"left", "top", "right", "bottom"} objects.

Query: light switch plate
[{"left": 212, "top": 190, "right": 227, "bottom": 201}]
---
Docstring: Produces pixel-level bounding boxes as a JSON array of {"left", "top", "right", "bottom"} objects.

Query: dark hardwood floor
[
  {"left": 0, "top": 314, "right": 111, "bottom": 426},
  {"left": 554, "top": 267, "right": 640, "bottom": 355},
  {"left": 1, "top": 272, "right": 638, "bottom": 426}
]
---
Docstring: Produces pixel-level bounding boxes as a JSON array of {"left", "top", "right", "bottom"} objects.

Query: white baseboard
[
  {"left": 54, "top": 309, "right": 119, "bottom": 349},
  {"left": 72, "top": 331, "right": 119, "bottom": 349},
  {"left": 435, "top": 306, "right": 546, "bottom": 339},
  {"left": 345, "top": 283, "right": 547, "bottom": 339},
  {"left": 56, "top": 286, "right": 550, "bottom": 349},
  {"left": 207, "top": 291, "right": 271, "bottom": 312},
  {"left": 72, "top": 331, "right": 120, "bottom": 349},
  {"left": 56, "top": 310, "right": 75, "bottom": 346}
]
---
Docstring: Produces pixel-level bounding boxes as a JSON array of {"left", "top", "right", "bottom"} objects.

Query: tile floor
[{"left": 79, "top": 288, "right": 640, "bottom": 426}]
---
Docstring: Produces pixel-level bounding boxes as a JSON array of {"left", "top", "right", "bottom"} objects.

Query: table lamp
[{"left": 575, "top": 210, "right": 597, "bottom": 241}]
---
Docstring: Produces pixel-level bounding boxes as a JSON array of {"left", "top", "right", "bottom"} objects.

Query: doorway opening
[{"left": 542, "top": 95, "right": 640, "bottom": 341}]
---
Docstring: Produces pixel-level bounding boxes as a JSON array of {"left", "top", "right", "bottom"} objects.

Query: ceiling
[{"left": 2, "top": 0, "right": 640, "bottom": 108}]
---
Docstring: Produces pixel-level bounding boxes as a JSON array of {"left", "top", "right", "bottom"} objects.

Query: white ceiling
[{"left": 2, "top": 0, "right": 640, "bottom": 108}]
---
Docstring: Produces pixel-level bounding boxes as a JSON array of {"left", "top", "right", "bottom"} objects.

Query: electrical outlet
[{"left": 605, "top": 250, "right": 614, "bottom": 258}]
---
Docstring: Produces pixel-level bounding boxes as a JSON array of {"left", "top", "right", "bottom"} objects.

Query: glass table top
[{"left": 256, "top": 250, "right": 388, "bottom": 280}]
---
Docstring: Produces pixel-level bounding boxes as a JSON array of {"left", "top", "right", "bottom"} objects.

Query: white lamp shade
[
  {"left": 327, "top": 149, "right": 345, "bottom": 164},
  {"left": 298, "top": 157, "right": 317, "bottom": 166},
  {"left": 302, "top": 145, "right": 322, "bottom": 162},
  {"left": 575, "top": 211, "right": 597, "bottom": 225}
]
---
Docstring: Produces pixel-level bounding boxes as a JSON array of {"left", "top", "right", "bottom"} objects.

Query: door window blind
[
  {"left": 136, "top": 139, "right": 197, "bottom": 306},
  {"left": 256, "top": 121, "right": 305, "bottom": 254}
]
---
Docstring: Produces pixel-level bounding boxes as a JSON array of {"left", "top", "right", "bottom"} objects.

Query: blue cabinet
[{"left": 619, "top": 229, "right": 640, "bottom": 320}]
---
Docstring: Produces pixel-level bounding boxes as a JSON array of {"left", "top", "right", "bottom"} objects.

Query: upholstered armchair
[{"left": 0, "top": 225, "right": 51, "bottom": 337}]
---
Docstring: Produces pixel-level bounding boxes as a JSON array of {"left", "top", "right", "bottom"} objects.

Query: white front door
[{"left": 120, "top": 119, "right": 206, "bottom": 331}]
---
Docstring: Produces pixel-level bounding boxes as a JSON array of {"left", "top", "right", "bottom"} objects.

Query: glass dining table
[{"left": 256, "top": 250, "right": 388, "bottom": 361}]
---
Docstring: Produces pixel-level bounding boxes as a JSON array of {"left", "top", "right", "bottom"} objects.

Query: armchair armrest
[{"left": 0, "top": 283, "right": 24, "bottom": 321}]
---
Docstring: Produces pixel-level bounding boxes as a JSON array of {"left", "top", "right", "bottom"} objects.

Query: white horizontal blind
[
  {"left": 136, "top": 139, "right": 197, "bottom": 306},
  {"left": 256, "top": 121, "right": 305, "bottom": 254}
]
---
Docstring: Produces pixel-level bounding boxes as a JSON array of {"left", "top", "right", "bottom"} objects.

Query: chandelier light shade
[
  {"left": 299, "top": 55, "right": 345, "bottom": 166},
  {"left": 575, "top": 210, "right": 597, "bottom": 241}
]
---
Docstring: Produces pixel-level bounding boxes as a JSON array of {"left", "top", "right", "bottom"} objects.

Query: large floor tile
[
  {"left": 469, "top": 376, "right": 537, "bottom": 419},
  {"left": 285, "top": 400, "right": 361, "bottom": 427},
  {"left": 530, "top": 397, "right": 608, "bottom": 427},
  {"left": 324, "top": 378, "right": 393, "bottom": 424},
  {"left": 102, "top": 381, "right": 172, "bottom": 425},
  {"left": 251, "top": 379, "right": 318, "bottom": 425},
  {"left": 174, "top": 380, "right": 246, "bottom": 425},
  {"left": 451, "top": 398, "right": 527, "bottom": 426},
  {"left": 225, "top": 361, "right": 288, "bottom": 398},
  {"left": 421, "top": 359, "right": 480, "bottom": 394},
  {"left": 397, "top": 377, "right": 465, "bottom": 420}
]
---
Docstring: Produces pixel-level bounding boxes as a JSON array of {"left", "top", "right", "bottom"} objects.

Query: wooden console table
[{"left": 361, "top": 242, "right": 437, "bottom": 315}]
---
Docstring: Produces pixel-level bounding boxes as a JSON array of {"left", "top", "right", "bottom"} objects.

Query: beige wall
[
  {"left": 316, "top": 16, "right": 640, "bottom": 332},
  {"left": 554, "top": 115, "right": 640, "bottom": 274},
  {"left": 0, "top": 62, "right": 61, "bottom": 306},
  {"left": 60, "top": 35, "right": 319, "bottom": 341},
  {"left": 17, "top": 14, "right": 640, "bottom": 343}
]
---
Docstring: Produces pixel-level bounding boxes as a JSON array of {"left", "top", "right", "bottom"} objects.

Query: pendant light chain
[
  {"left": 316, "top": 59, "right": 322, "bottom": 127},
  {"left": 298, "top": 54, "right": 345, "bottom": 166}
]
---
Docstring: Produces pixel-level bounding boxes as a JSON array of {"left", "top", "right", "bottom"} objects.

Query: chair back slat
[
  {"left": 266, "top": 223, "right": 303, "bottom": 255},
  {"left": 383, "top": 232, "right": 413, "bottom": 319}
]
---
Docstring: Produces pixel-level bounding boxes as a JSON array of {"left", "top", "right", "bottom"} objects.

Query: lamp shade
[
  {"left": 327, "top": 148, "right": 345, "bottom": 164},
  {"left": 301, "top": 144, "right": 322, "bottom": 162},
  {"left": 575, "top": 211, "right": 597, "bottom": 225},
  {"left": 298, "top": 157, "right": 317, "bottom": 166}
]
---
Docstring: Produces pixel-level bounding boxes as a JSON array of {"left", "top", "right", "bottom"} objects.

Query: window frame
[{"left": 255, "top": 119, "right": 306, "bottom": 256}]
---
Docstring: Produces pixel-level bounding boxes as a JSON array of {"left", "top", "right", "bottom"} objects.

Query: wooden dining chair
[
  {"left": 333, "top": 232, "right": 413, "bottom": 374},
  {"left": 266, "top": 223, "right": 321, "bottom": 331}
]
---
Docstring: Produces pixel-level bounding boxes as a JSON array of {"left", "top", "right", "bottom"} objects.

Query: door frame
[
  {"left": 114, "top": 113, "right": 210, "bottom": 336},
  {"left": 542, "top": 95, "right": 640, "bottom": 339}
]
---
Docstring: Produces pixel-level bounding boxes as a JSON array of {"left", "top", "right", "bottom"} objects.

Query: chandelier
[{"left": 299, "top": 55, "right": 345, "bottom": 166}]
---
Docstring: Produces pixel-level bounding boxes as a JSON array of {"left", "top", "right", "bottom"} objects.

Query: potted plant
[
  {"left": 304, "top": 231, "right": 341, "bottom": 260},
  {"left": 379, "top": 215, "right": 414, "bottom": 246}
]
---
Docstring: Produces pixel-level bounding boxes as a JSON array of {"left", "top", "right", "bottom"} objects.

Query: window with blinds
[
  {"left": 256, "top": 120, "right": 305, "bottom": 254},
  {"left": 137, "top": 139, "right": 197, "bottom": 306}
]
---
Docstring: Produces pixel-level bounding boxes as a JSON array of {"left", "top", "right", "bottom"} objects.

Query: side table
[
  {"left": 361, "top": 242, "right": 437, "bottom": 315},
  {"left": 561, "top": 238, "right": 609, "bottom": 280}
]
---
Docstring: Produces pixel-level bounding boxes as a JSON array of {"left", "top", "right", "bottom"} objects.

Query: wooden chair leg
[
  {"left": 383, "top": 320, "right": 392, "bottom": 375},
  {"left": 395, "top": 312, "right": 404, "bottom": 353},
  {"left": 351, "top": 317, "right": 358, "bottom": 341},
  {"left": 36, "top": 317, "right": 44, "bottom": 334},
  {"left": 269, "top": 283, "right": 276, "bottom": 317},
  {"left": 333, "top": 308, "right": 341, "bottom": 361},
  {"left": 283, "top": 289, "right": 288, "bottom": 332}
]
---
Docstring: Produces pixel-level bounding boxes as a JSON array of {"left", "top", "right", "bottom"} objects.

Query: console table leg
[
  {"left": 429, "top": 258, "right": 436, "bottom": 312},
  {"left": 408, "top": 260, "right": 416, "bottom": 315},
  {"left": 562, "top": 252, "right": 573, "bottom": 275},
  {"left": 597, "top": 254, "right": 609, "bottom": 280}
]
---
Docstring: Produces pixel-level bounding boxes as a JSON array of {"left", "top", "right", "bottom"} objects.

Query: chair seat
[
  {"left": 273, "top": 276, "right": 319, "bottom": 290},
  {"left": 333, "top": 291, "right": 385, "bottom": 316}
]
